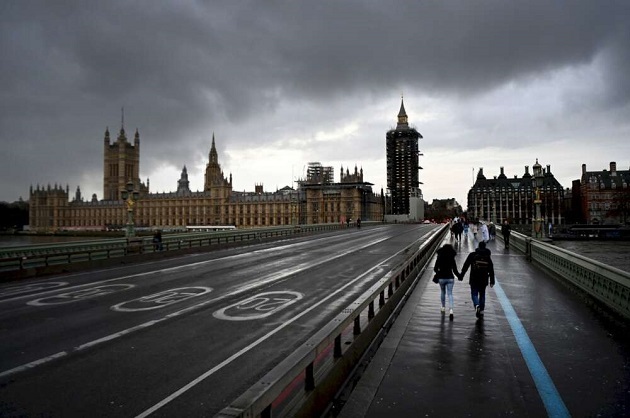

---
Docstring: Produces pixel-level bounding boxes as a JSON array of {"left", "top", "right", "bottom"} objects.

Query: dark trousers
[{"left": 470, "top": 285, "right": 488, "bottom": 311}]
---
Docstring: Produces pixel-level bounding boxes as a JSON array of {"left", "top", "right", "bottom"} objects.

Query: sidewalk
[{"left": 338, "top": 232, "right": 630, "bottom": 417}]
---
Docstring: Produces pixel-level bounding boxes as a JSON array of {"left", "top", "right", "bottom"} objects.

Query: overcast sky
[{"left": 2, "top": 1, "right": 629, "bottom": 209}]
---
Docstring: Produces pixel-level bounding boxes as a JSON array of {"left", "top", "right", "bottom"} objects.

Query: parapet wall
[{"left": 506, "top": 232, "right": 630, "bottom": 320}]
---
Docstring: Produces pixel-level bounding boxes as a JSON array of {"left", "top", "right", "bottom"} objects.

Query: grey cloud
[{"left": 1, "top": 0, "right": 629, "bottom": 202}]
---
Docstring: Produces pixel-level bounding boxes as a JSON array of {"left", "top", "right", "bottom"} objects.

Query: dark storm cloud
[{"left": 1, "top": 0, "right": 629, "bottom": 202}]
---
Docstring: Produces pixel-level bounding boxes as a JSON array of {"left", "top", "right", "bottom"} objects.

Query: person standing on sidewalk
[
  {"left": 480, "top": 222, "right": 490, "bottom": 243},
  {"left": 460, "top": 241, "right": 495, "bottom": 319},
  {"left": 433, "top": 244, "right": 461, "bottom": 320},
  {"left": 501, "top": 220, "right": 512, "bottom": 249}
]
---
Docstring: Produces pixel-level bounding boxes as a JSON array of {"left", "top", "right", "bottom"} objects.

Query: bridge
[{"left": 0, "top": 224, "right": 629, "bottom": 417}]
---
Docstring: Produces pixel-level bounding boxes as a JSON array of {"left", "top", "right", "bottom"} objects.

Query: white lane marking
[
  {"left": 135, "top": 236, "right": 417, "bottom": 417},
  {"left": 0, "top": 236, "right": 390, "bottom": 379},
  {"left": 0, "top": 352, "right": 68, "bottom": 380},
  {"left": 0, "top": 230, "right": 388, "bottom": 305},
  {"left": 0, "top": 282, "right": 68, "bottom": 298},
  {"left": 111, "top": 287, "right": 212, "bottom": 312},
  {"left": 213, "top": 291, "right": 303, "bottom": 321},
  {"left": 27, "top": 284, "right": 135, "bottom": 306}
]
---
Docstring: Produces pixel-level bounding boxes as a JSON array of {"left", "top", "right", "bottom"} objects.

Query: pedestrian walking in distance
[
  {"left": 433, "top": 244, "right": 461, "bottom": 321},
  {"left": 501, "top": 220, "right": 512, "bottom": 249},
  {"left": 460, "top": 241, "right": 495, "bottom": 319}
]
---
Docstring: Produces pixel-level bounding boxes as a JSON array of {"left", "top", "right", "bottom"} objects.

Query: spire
[
  {"left": 396, "top": 96, "right": 408, "bottom": 127},
  {"left": 117, "top": 107, "right": 127, "bottom": 141},
  {"left": 209, "top": 133, "right": 218, "bottom": 164}
]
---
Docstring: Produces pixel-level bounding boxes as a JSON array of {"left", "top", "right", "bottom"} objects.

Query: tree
[{"left": 0, "top": 200, "right": 29, "bottom": 230}]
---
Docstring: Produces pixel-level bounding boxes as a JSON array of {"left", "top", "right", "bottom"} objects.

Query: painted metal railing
[
  {"left": 506, "top": 231, "right": 630, "bottom": 319},
  {"left": 0, "top": 223, "right": 361, "bottom": 275},
  {"left": 215, "top": 224, "right": 448, "bottom": 418}
]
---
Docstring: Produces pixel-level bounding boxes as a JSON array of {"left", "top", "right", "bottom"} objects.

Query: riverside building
[
  {"left": 28, "top": 125, "right": 383, "bottom": 232},
  {"left": 577, "top": 162, "right": 630, "bottom": 224},
  {"left": 467, "top": 159, "right": 565, "bottom": 225}
]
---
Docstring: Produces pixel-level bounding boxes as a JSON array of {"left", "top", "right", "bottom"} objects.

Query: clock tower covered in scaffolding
[{"left": 386, "top": 98, "right": 423, "bottom": 216}]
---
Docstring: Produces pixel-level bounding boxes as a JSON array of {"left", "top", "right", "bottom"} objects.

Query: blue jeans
[
  {"left": 439, "top": 278, "right": 455, "bottom": 309},
  {"left": 470, "top": 285, "right": 487, "bottom": 311}
]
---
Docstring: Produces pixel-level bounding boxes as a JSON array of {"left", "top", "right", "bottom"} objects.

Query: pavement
[{"left": 337, "top": 232, "right": 630, "bottom": 418}]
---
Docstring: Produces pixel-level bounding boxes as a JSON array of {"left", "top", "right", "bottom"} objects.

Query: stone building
[
  {"left": 467, "top": 159, "right": 565, "bottom": 225},
  {"left": 28, "top": 126, "right": 383, "bottom": 232},
  {"left": 300, "top": 163, "right": 383, "bottom": 225},
  {"left": 579, "top": 162, "right": 630, "bottom": 224}
]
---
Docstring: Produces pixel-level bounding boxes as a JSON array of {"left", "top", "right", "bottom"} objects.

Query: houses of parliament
[{"left": 28, "top": 124, "right": 384, "bottom": 232}]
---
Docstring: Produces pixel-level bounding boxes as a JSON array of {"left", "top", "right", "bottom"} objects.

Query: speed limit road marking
[
  {"left": 111, "top": 287, "right": 212, "bottom": 312},
  {"left": 213, "top": 291, "right": 303, "bottom": 321}
]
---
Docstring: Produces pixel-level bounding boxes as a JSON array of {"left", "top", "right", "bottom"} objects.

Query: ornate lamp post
[
  {"left": 121, "top": 180, "right": 139, "bottom": 238},
  {"left": 533, "top": 186, "right": 543, "bottom": 238},
  {"left": 491, "top": 190, "right": 496, "bottom": 224}
]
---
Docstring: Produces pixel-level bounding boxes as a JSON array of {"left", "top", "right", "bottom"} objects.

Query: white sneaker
[
  {"left": 449, "top": 309, "right": 454, "bottom": 320},
  {"left": 441, "top": 306, "right": 445, "bottom": 313}
]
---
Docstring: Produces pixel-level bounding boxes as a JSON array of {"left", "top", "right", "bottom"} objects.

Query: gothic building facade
[
  {"left": 467, "top": 159, "right": 565, "bottom": 225},
  {"left": 28, "top": 125, "right": 383, "bottom": 232}
]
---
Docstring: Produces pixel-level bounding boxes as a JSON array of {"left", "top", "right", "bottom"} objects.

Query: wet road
[{"left": 0, "top": 224, "right": 439, "bottom": 417}]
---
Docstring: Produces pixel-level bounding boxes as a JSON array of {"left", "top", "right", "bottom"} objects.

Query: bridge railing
[
  {"left": 0, "top": 222, "right": 370, "bottom": 277},
  {"left": 507, "top": 232, "right": 630, "bottom": 320},
  {"left": 216, "top": 224, "right": 448, "bottom": 418}
]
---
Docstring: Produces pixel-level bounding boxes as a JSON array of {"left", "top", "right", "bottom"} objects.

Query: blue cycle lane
[{"left": 338, "top": 233, "right": 630, "bottom": 418}]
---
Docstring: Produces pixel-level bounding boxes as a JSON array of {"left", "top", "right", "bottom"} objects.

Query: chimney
[
  {"left": 610, "top": 161, "right": 617, "bottom": 175},
  {"left": 500, "top": 167, "right": 504, "bottom": 175},
  {"left": 582, "top": 164, "right": 587, "bottom": 175}
]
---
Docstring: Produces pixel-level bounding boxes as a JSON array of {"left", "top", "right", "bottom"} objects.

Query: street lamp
[
  {"left": 491, "top": 190, "right": 496, "bottom": 224},
  {"left": 532, "top": 181, "right": 543, "bottom": 238},
  {"left": 121, "top": 180, "right": 139, "bottom": 238}
]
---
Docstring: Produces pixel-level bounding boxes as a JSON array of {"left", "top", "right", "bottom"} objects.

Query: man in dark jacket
[
  {"left": 501, "top": 220, "right": 512, "bottom": 249},
  {"left": 460, "top": 241, "right": 495, "bottom": 319}
]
